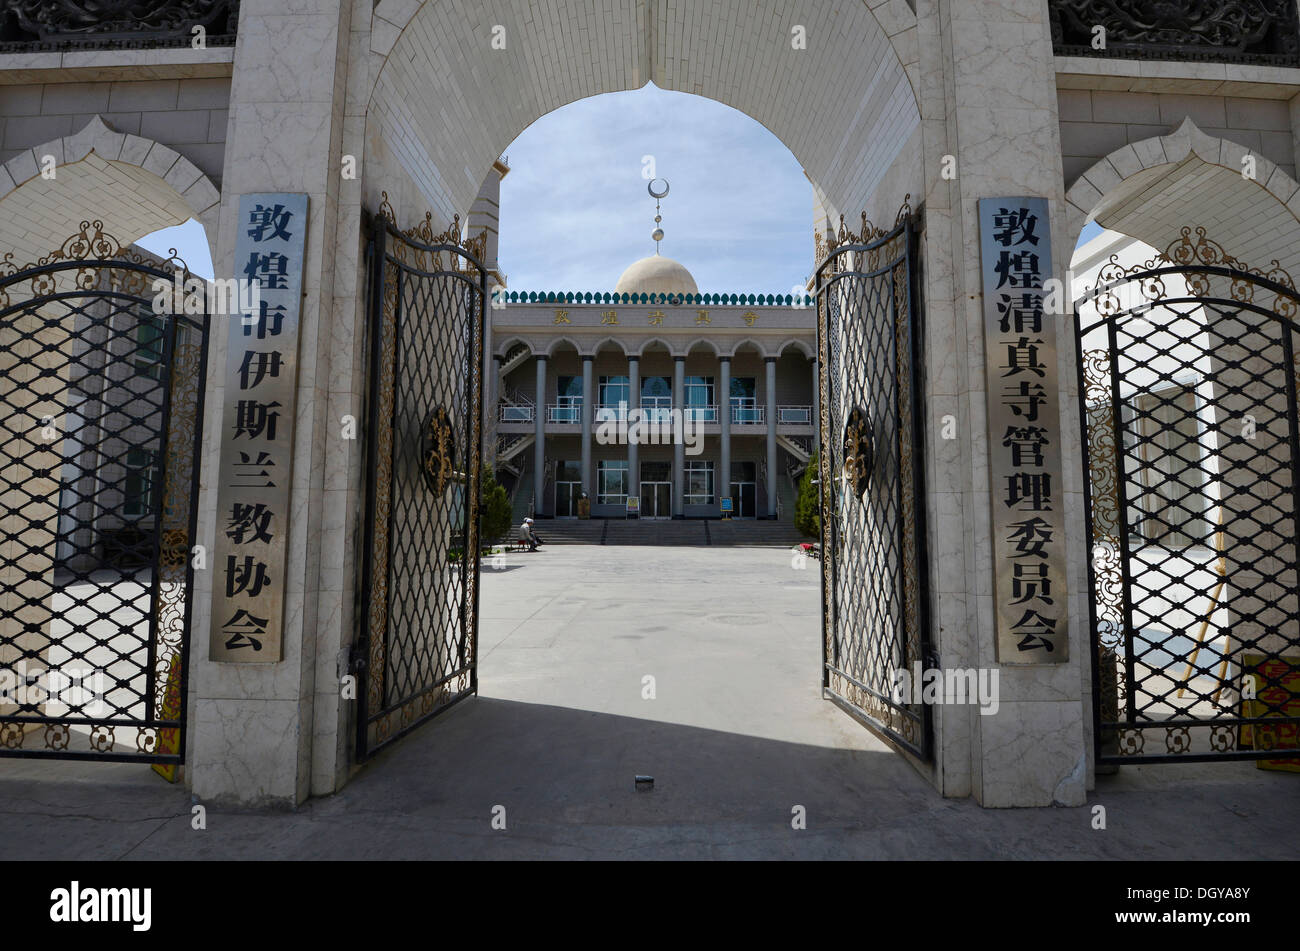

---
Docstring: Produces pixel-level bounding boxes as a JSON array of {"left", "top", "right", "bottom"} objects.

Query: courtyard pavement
[{"left": 0, "top": 544, "right": 1295, "bottom": 860}]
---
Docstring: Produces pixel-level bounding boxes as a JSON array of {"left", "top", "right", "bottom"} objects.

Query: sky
[
  {"left": 136, "top": 85, "right": 1108, "bottom": 288},
  {"left": 497, "top": 84, "right": 813, "bottom": 296}
]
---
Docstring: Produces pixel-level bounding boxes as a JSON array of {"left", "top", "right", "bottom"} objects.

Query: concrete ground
[{"left": 0, "top": 544, "right": 1295, "bottom": 860}]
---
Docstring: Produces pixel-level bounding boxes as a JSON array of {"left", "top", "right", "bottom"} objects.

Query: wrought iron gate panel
[
  {"left": 1077, "top": 227, "right": 1300, "bottom": 764},
  {"left": 355, "top": 202, "right": 485, "bottom": 761},
  {"left": 815, "top": 212, "right": 933, "bottom": 761},
  {"left": 0, "top": 221, "right": 207, "bottom": 763}
]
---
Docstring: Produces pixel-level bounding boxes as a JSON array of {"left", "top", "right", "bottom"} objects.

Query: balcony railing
[
  {"left": 730, "top": 399, "right": 764, "bottom": 425},
  {"left": 685, "top": 405, "right": 718, "bottom": 423},
  {"left": 1049, "top": 0, "right": 1300, "bottom": 67},
  {"left": 777, "top": 406, "right": 813, "bottom": 425},
  {"left": 641, "top": 397, "right": 673, "bottom": 423},
  {"left": 499, "top": 404, "right": 534, "bottom": 423},
  {"left": 547, "top": 397, "right": 582, "bottom": 424}
]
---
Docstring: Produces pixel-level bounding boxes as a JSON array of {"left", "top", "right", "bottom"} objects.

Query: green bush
[
  {"left": 794, "top": 451, "right": 820, "bottom": 539},
  {"left": 480, "top": 465, "right": 513, "bottom": 545}
]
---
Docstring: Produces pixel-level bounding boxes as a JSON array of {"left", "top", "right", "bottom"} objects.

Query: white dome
[{"left": 614, "top": 254, "right": 699, "bottom": 296}]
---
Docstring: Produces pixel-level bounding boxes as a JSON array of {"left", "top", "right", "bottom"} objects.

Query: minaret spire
[{"left": 648, "top": 178, "right": 669, "bottom": 255}]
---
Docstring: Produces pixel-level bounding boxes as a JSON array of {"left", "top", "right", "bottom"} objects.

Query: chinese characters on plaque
[
  {"left": 209, "top": 193, "right": 309, "bottom": 662},
  {"left": 978, "top": 198, "right": 1068, "bottom": 663}
]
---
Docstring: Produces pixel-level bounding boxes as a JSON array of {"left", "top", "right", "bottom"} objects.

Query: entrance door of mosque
[
  {"left": 640, "top": 483, "right": 672, "bottom": 519},
  {"left": 813, "top": 209, "right": 934, "bottom": 761},
  {"left": 555, "top": 481, "right": 581, "bottom": 518},
  {"left": 353, "top": 204, "right": 487, "bottom": 761}
]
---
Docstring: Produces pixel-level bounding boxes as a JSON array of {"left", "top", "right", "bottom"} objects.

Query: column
[
  {"left": 765, "top": 356, "right": 777, "bottom": 518},
  {"left": 719, "top": 355, "right": 731, "bottom": 512},
  {"left": 580, "top": 354, "right": 594, "bottom": 500},
  {"left": 534, "top": 354, "right": 546, "bottom": 516},
  {"left": 673, "top": 355, "right": 685, "bottom": 518},
  {"left": 628, "top": 354, "right": 640, "bottom": 501},
  {"left": 810, "top": 357, "right": 819, "bottom": 432},
  {"left": 191, "top": 0, "right": 354, "bottom": 807},
  {"left": 487, "top": 353, "right": 502, "bottom": 463}
]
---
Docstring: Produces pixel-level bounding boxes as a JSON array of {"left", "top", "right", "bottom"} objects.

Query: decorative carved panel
[{"left": 1051, "top": 0, "right": 1300, "bottom": 66}]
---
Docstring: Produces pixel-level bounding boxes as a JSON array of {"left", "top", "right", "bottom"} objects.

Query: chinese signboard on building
[
  {"left": 978, "top": 197, "right": 1069, "bottom": 663},
  {"left": 209, "top": 193, "right": 309, "bottom": 662}
]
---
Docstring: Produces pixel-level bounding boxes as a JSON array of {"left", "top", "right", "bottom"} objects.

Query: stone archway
[
  {"left": 364, "top": 0, "right": 923, "bottom": 229},
  {"left": 1064, "top": 117, "right": 1300, "bottom": 274},
  {"left": 0, "top": 116, "right": 221, "bottom": 263}
]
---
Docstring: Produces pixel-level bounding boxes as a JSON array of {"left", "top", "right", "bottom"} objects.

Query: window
[
  {"left": 555, "top": 459, "right": 582, "bottom": 482},
  {"left": 685, "top": 460, "right": 714, "bottom": 505},
  {"left": 123, "top": 448, "right": 157, "bottom": 518},
  {"left": 642, "top": 376, "right": 672, "bottom": 421},
  {"left": 684, "top": 376, "right": 715, "bottom": 420},
  {"left": 132, "top": 309, "right": 166, "bottom": 380},
  {"left": 599, "top": 375, "right": 629, "bottom": 419},
  {"left": 598, "top": 460, "right": 629, "bottom": 505},
  {"left": 553, "top": 375, "right": 583, "bottom": 422},
  {"left": 599, "top": 375, "right": 629, "bottom": 406},
  {"left": 730, "top": 377, "right": 760, "bottom": 422},
  {"left": 1120, "top": 380, "right": 1211, "bottom": 548},
  {"left": 730, "top": 460, "right": 756, "bottom": 483}
]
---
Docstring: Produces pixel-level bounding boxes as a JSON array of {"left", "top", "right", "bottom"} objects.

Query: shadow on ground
[{"left": 1, "top": 694, "right": 1295, "bottom": 860}]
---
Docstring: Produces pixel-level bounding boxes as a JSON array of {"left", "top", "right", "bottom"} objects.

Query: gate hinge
[{"left": 345, "top": 644, "right": 367, "bottom": 677}]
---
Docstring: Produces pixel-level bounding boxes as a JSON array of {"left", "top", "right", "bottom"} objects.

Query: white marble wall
[{"left": 191, "top": 0, "right": 356, "bottom": 806}]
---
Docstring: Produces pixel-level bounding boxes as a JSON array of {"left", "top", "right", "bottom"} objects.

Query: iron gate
[
  {"left": 1077, "top": 226, "right": 1300, "bottom": 764},
  {"left": 0, "top": 221, "right": 208, "bottom": 764},
  {"left": 814, "top": 208, "right": 934, "bottom": 761},
  {"left": 354, "top": 198, "right": 485, "bottom": 761}
]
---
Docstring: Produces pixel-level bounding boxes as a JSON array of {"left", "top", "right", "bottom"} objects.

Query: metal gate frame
[
  {"left": 814, "top": 207, "right": 935, "bottom": 762},
  {"left": 0, "top": 220, "right": 208, "bottom": 764},
  {"left": 1076, "top": 226, "right": 1300, "bottom": 765},
  {"left": 353, "top": 199, "right": 486, "bottom": 762}
]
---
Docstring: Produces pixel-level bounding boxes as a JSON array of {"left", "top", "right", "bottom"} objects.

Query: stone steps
[{"left": 527, "top": 517, "right": 806, "bottom": 547}]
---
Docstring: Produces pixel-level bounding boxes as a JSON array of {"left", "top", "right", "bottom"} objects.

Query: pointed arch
[{"left": 0, "top": 116, "right": 221, "bottom": 262}]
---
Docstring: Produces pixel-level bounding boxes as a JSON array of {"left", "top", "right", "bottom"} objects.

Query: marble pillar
[
  {"left": 628, "top": 355, "right": 640, "bottom": 500},
  {"left": 719, "top": 356, "right": 732, "bottom": 511},
  {"left": 765, "top": 357, "right": 777, "bottom": 518},
  {"left": 580, "top": 355, "right": 593, "bottom": 500},
  {"left": 534, "top": 355, "right": 546, "bottom": 515},
  {"left": 673, "top": 356, "right": 685, "bottom": 518}
]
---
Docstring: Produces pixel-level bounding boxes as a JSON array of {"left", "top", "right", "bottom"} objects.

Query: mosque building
[{"left": 482, "top": 168, "right": 818, "bottom": 525}]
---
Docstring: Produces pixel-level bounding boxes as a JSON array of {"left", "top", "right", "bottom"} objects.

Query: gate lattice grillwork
[
  {"left": 0, "top": 221, "right": 207, "bottom": 763},
  {"left": 815, "top": 209, "right": 934, "bottom": 761},
  {"left": 354, "top": 198, "right": 485, "bottom": 761},
  {"left": 1077, "top": 226, "right": 1300, "bottom": 764}
]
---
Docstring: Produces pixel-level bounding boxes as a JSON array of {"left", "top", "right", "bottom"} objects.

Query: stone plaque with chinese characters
[
  {"left": 209, "top": 193, "right": 308, "bottom": 662},
  {"left": 978, "top": 197, "right": 1068, "bottom": 663}
]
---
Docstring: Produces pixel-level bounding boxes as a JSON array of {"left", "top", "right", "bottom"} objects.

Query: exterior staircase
[
  {"left": 522, "top": 516, "right": 806, "bottom": 547},
  {"left": 603, "top": 519, "right": 707, "bottom": 546},
  {"left": 709, "top": 518, "right": 807, "bottom": 548},
  {"left": 531, "top": 519, "right": 606, "bottom": 544}
]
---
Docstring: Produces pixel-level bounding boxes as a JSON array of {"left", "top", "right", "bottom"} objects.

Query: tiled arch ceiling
[
  {"left": 1096, "top": 155, "right": 1300, "bottom": 282},
  {"left": 369, "top": 0, "right": 920, "bottom": 224}
]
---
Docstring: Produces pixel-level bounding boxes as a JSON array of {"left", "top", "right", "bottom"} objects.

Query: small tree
[
  {"left": 794, "top": 451, "right": 820, "bottom": 539},
  {"left": 479, "top": 465, "right": 512, "bottom": 546}
]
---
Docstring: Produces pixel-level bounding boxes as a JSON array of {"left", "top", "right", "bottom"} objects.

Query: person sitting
[{"left": 518, "top": 518, "right": 540, "bottom": 552}]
